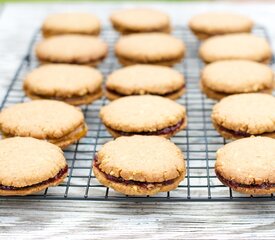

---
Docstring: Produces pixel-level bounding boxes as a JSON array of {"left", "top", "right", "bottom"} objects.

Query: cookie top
[
  {"left": 0, "top": 137, "right": 66, "bottom": 187},
  {"left": 216, "top": 137, "right": 275, "bottom": 185},
  {"left": 115, "top": 33, "right": 185, "bottom": 62},
  {"left": 110, "top": 8, "right": 170, "bottom": 33},
  {"left": 100, "top": 95, "right": 186, "bottom": 132},
  {"left": 0, "top": 100, "right": 84, "bottom": 139},
  {"left": 199, "top": 33, "right": 271, "bottom": 63},
  {"left": 42, "top": 13, "right": 100, "bottom": 36},
  {"left": 24, "top": 64, "right": 103, "bottom": 97},
  {"left": 201, "top": 60, "right": 274, "bottom": 93},
  {"left": 189, "top": 12, "right": 253, "bottom": 35},
  {"left": 96, "top": 135, "right": 185, "bottom": 182},
  {"left": 36, "top": 35, "right": 108, "bottom": 64},
  {"left": 212, "top": 93, "right": 275, "bottom": 135},
  {"left": 106, "top": 64, "right": 184, "bottom": 95}
]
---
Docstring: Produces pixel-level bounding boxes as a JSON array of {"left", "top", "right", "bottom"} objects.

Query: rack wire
[{"left": 0, "top": 26, "right": 274, "bottom": 202}]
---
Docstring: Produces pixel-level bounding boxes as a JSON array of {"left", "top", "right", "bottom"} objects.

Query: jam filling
[
  {"left": 94, "top": 157, "right": 176, "bottom": 188},
  {"left": 216, "top": 170, "right": 275, "bottom": 189},
  {"left": 218, "top": 125, "right": 252, "bottom": 137},
  {"left": 0, "top": 166, "right": 68, "bottom": 191}
]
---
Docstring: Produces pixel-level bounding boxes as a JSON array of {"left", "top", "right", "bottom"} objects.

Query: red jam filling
[{"left": 219, "top": 125, "right": 252, "bottom": 137}]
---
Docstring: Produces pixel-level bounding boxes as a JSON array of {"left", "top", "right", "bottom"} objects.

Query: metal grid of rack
[{"left": 0, "top": 26, "right": 274, "bottom": 202}]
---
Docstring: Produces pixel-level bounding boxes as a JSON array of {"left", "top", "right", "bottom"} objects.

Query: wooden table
[{"left": 0, "top": 2, "right": 274, "bottom": 239}]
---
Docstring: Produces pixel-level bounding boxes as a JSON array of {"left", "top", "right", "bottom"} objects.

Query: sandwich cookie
[
  {"left": 93, "top": 135, "right": 186, "bottom": 195},
  {"left": 110, "top": 8, "right": 170, "bottom": 34},
  {"left": 189, "top": 12, "right": 253, "bottom": 40},
  {"left": 42, "top": 12, "right": 101, "bottom": 37},
  {"left": 212, "top": 93, "right": 275, "bottom": 139},
  {"left": 115, "top": 33, "right": 185, "bottom": 66},
  {"left": 100, "top": 95, "right": 186, "bottom": 138},
  {"left": 215, "top": 137, "right": 275, "bottom": 195},
  {"left": 199, "top": 33, "right": 271, "bottom": 64},
  {"left": 0, "top": 100, "right": 87, "bottom": 149},
  {"left": 0, "top": 137, "right": 68, "bottom": 196},
  {"left": 201, "top": 60, "right": 274, "bottom": 100},
  {"left": 105, "top": 64, "right": 185, "bottom": 100},
  {"left": 36, "top": 35, "right": 108, "bottom": 66},
  {"left": 24, "top": 64, "right": 103, "bottom": 105}
]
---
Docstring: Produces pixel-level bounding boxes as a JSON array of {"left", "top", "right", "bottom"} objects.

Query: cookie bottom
[
  {"left": 0, "top": 166, "right": 68, "bottom": 196},
  {"left": 93, "top": 165, "right": 184, "bottom": 196},
  {"left": 215, "top": 170, "right": 275, "bottom": 195},
  {"left": 202, "top": 56, "right": 271, "bottom": 65}
]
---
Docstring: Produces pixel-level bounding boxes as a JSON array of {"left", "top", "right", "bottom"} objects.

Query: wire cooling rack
[{"left": 0, "top": 26, "right": 274, "bottom": 202}]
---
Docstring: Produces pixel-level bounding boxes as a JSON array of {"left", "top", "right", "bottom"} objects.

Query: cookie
[
  {"left": 215, "top": 137, "right": 275, "bottom": 195},
  {"left": 24, "top": 64, "right": 103, "bottom": 105},
  {"left": 211, "top": 93, "right": 275, "bottom": 140},
  {"left": 93, "top": 135, "right": 186, "bottom": 195},
  {"left": 100, "top": 95, "right": 186, "bottom": 138},
  {"left": 189, "top": 12, "right": 253, "bottom": 40},
  {"left": 105, "top": 64, "right": 185, "bottom": 100},
  {"left": 199, "top": 33, "right": 271, "bottom": 64},
  {"left": 42, "top": 12, "right": 100, "bottom": 37},
  {"left": 110, "top": 8, "right": 170, "bottom": 34},
  {"left": 201, "top": 60, "right": 274, "bottom": 100},
  {"left": 36, "top": 35, "right": 108, "bottom": 66},
  {"left": 0, "top": 100, "right": 87, "bottom": 149},
  {"left": 0, "top": 137, "right": 68, "bottom": 196},
  {"left": 115, "top": 33, "right": 185, "bottom": 66}
]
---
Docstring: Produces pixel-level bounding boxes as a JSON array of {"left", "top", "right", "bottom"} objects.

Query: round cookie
[
  {"left": 24, "top": 64, "right": 103, "bottom": 105},
  {"left": 211, "top": 93, "right": 275, "bottom": 140},
  {"left": 199, "top": 33, "right": 272, "bottom": 64},
  {"left": 93, "top": 135, "right": 186, "bottom": 196},
  {"left": 115, "top": 33, "right": 185, "bottom": 66},
  {"left": 36, "top": 35, "right": 108, "bottom": 66},
  {"left": 110, "top": 8, "right": 170, "bottom": 34},
  {"left": 100, "top": 95, "right": 187, "bottom": 138},
  {"left": 105, "top": 64, "right": 185, "bottom": 100},
  {"left": 0, "top": 137, "right": 68, "bottom": 196},
  {"left": 42, "top": 12, "right": 101, "bottom": 37},
  {"left": 189, "top": 12, "right": 253, "bottom": 40},
  {"left": 215, "top": 137, "right": 275, "bottom": 195},
  {"left": 201, "top": 60, "right": 274, "bottom": 100},
  {"left": 0, "top": 100, "right": 87, "bottom": 149}
]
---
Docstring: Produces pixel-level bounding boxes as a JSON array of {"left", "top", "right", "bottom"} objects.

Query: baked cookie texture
[
  {"left": 199, "top": 33, "right": 272, "bottom": 64},
  {"left": 36, "top": 35, "right": 108, "bottom": 66},
  {"left": 215, "top": 137, "right": 275, "bottom": 195},
  {"left": 100, "top": 95, "right": 186, "bottom": 138},
  {"left": 200, "top": 60, "right": 274, "bottom": 100},
  {"left": 110, "top": 8, "right": 170, "bottom": 34},
  {"left": 189, "top": 12, "right": 253, "bottom": 40},
  {"left": 93, "top": 135, "right": 186, "bottom": 195},
  {"left": 0, "top": 100, "right": 87, "bottom": 149},
  {"left": 115, "top": 33, "right": 185, "bottom": 66},
  {"left": 0, "top": 137, "right": 68, "bottom": 196},
  {"left": 24, "top": 64, "right": 103, "bottom": 105},
  {"left": 42, "top": 12, "right": 101, "bottom": 37},
  {"left": 211, "top": 93, "right": 275, "bottom": 139},
  {"left": 105, "top": 64, "right": 185, "bottom": 100}
]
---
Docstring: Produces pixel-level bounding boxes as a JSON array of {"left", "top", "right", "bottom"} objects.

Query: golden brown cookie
[
  {"left": 24, "top": 64, "right": 103, "bottom": 105},
  {"left": 0, "top": 137, "right": 68, "bottom": 196},
  {"left": 110, "top": 8, "right": 170, "bottom": 34},
  {"left": 211, "top": 93, "right": 275, "bottom": 140},
  {"left": 215, "top": 137, "right": 275, "bottom": 195},
  {"left": 199, "top": 33, "right": 272, "bottom": 64},
  {"left": 200, "top": 60, "right": 274, "bottom": 100},
  {"left": 93, "top": 135, "right": 186, "bottom": 195},
  {"left": 42, "top": 12, "right": 101, "bottom": 37},
  {"left": 105, "top": 64, "right": 185, "bottom": 100},
  {"left": 36, "top": 35, "right": 108, "bottom": 66},
  {"left": 115, "top": 33, "right": 185, "bottom": 66},
  {"left": 100, "top": 95, "right": 186, "bottom": 138},
  {"left": 189, "top": 12, "right": 253, "bottom": 40},
  {"left": 0, "top": 100, "right": 87, "bottom": 149}
]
